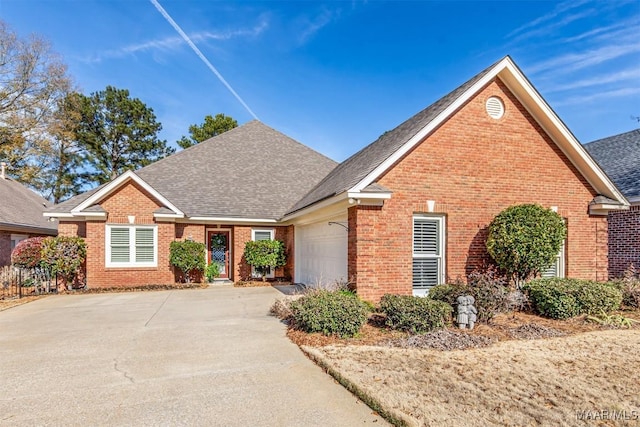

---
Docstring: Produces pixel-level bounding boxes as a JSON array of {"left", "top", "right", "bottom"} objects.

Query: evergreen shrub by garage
[
  {"left": 523, "top": 278, "right": 622, "bottom": 319},
  {"left": 380, "top": 294, "right": 452, "bottom": 334},
  {"left": 289, "top": 290, "right": 370, "bottom": 338}
]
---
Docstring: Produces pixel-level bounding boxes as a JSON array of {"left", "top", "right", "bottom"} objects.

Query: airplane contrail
[{"left": 149, "top": 0, "right": 259, "bottom": 120}]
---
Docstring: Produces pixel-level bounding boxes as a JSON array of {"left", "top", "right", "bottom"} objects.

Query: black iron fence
[{"left": 0, "top": 266, "right": 58, "bottom": 299}]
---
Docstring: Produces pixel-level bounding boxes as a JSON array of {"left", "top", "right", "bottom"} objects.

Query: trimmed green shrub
[
  {"left": 41, "top": 236, "right": 87, "bottom": 287},
  {"left": 487, "top": 204, "right": 566, "bottom": 285},
  {"left": 169, "top": 240, "right": 206, "bottom": 283},
  {"left": 205, "top": 262, "right": 221, "bottom": 282},
  {"left": 289, "top": 290, "right": 370, "bottom": 338},
  {"left": 524, "top": 278, "right": 623, "bottom": 319},
  {"left": 524, "top": 280, "right": 579, "bottom": 319},
  {"left": 243, "top": 239, "right": 286, "bottom": 280},
  {"left": 427, "top": 281, "right": 470, "bottom": 307},
  {"left": 380, "top": 294, "right": 452, "bottom": 334}
]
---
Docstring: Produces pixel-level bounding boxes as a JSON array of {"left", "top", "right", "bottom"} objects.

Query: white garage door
[{"left": 295, "top": 216, "right": 348, "bottom": 287}]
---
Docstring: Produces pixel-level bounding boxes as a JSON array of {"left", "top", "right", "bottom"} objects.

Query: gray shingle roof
[
  {"left": 287, "top": 57, "right": 502, "bottom": 214},
  {"left": 584, "top": 128, "right": 640, "bottom": 199},
  {"left": 46, "top": 185, "right": 103, "bottom": 213},
  {"left": 0, "top": 177, "right": 57, "bottom": 234},
  {"left": 50, "top": 121, "right": 338, "bottom": 220}
]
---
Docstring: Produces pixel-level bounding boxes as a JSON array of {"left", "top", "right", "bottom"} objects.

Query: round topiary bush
[
  {"left": 11, "top": 237, "right": 46, "bottom": 269},
  {"left": 486, "top": 204, "right": 566, "bottom": 285},
  {"left": 169, "top": 240, "right": 206, "bottom": 283},
  {"left": 289, "top": 290, "right": 370, "bottom": 338}
]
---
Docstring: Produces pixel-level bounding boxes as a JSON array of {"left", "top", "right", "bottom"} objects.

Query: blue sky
[{"left": 1, "top": 0, "right": 639, "bottom": 162}]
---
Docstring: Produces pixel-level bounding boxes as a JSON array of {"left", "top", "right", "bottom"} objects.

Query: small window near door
[
  {"left": 252, "top": 229, "right": 274, "bottom": 241},
  {"left": 413, "top": 215, "right": 445, "bottom": 296},
  {"left": 251, "top": 228, "right": 275, "bottom": 278}
]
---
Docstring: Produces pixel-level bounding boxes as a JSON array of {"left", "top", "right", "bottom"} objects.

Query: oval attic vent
[{"left": 486, "top": 97, "right": 504, "bottom": 119}]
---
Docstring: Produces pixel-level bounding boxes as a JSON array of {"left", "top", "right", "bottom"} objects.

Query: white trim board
[{"left": 72, "top": 170, "right": 184, "bottom": 217}]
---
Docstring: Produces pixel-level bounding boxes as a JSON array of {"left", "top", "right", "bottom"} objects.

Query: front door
[{"left": 208, "top": 230, "right": 230, "bottom": 279}]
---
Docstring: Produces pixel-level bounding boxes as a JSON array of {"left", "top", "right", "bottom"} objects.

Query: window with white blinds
[
  {"left": 252, "top": 229, "right": 274, "bottom": 241},
  {"left": 413, "top": 216, "right": 445, "bottom": 295},
  {"left": 541, "top": 240, "right": 565, "bottom": 278},
  {"left": 106, "top": 225, "right": 157, "bottom": 267},
  {"left": 251, "top": 229, "right": 275, "bottom": 278}
]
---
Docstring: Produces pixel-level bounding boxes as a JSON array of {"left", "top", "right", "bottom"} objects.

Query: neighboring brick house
[
  {"left": 0, "top": 163, "right": 58, "bottom": 266},
  {"left": 585, "top": 129, "right": 639, "bottom": 278},
  {"left": 45, "top": 56, "right": 628, "bottom": 301}
]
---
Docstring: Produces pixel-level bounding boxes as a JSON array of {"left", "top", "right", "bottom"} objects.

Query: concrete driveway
[{"left": 0, "top": 287, "right": 387, "bottom": 426}]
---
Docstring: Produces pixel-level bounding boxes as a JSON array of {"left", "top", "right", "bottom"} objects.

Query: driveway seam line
[{"left": 144, "top": 291, "right": 172, "bottom": 327}]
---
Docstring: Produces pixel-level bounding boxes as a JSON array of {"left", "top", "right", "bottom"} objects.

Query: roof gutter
[{"left": 0, "top": 222, "right": 57, "bottom": 235}]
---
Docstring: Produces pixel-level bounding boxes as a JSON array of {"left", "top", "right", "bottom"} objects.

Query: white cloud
[
  {"left": 545, "top": 68, "right": 640, "bottom": 93},
  {"left": 82, "top": 18, "right": 268, "bottom": 63},
  {"left": 527, "top": 42, "right": 640, "bottom": 75},
  {"left": 510, "top": 8, "right": 597, "bottom": 43},
  {"left": 298, "top": 8, "right": 341, "bottom": 44},
  {"left": 506, "top": 0, "right": 592, "bottom": 38},
  {"left": 554, "top": 87, "right": 640, "bottom": 106}
]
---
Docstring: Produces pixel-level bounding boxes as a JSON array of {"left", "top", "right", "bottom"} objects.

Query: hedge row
[{"left": 523, "top": 278, "right": 623, "bottom": 319}]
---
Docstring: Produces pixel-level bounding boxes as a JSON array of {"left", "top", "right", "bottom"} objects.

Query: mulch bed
[
  {"left": 72, "top": 283, "right": 209, "bottom": 293},
  {"left": 285, "top": 309, "right": 640, "bottom": 350},
  {"left": 386, "top": 329, "right": 497, "bottom": 350},
  {"left": 234, "top": 280, "right": 292, "bottom": 288}
]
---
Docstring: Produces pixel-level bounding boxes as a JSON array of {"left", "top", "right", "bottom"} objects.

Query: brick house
[
  {"left": 0, "top": 163, "right": 58, "bottom": 266},
  {"left": 45, "top": 122, "right": 337, "bottom": 287},
  {"left": 585, "top": 129, "right": 639, "bottom": 278},
  {"left": 45, "top": 56, "right": 628, "bottom": 301}
]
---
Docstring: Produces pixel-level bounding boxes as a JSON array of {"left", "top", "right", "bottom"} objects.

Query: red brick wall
[
  {"left": 58, "top": 179, "right": 296, "bottom": 287},
  {"left": 0, "top": 233, "right": 10, "bottom": 266},
  {"left": 275, "top": 225, "right": 295, "bottom": 280},
  {"left": 608, "top": 205, "right": 639, "bottom": 278},
  {"left": 349, "top": 78, "right": 608, "bottom": 302},
  {"left": 232, "top": 225, "right": 294, "bottom": 281},
  {"left": 60, "top": 181, "right": 176, "bottom": 288},
  {"left": 58, "top": 221, "right": 86, "bottom": 238}
]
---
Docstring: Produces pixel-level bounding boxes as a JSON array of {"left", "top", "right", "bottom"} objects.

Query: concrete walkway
[{"left": 0, "top": 287, "right": 387, "bottom": 426}]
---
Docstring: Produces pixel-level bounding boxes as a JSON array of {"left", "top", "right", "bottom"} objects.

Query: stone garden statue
[{"left": 456, "top": 295, "right": 478, "bottom": 330}]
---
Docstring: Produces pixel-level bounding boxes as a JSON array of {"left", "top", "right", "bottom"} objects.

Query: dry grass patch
[{"left": 305, "top": 329, "right": 640, "bottom": 427}]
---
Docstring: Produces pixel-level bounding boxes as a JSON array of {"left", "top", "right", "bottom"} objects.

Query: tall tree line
[
  {"left": 0, "top": 21, "right": 174, "bottom": 203},
  {"left": 1, "top": 20, "right": 239, "bottom": 204}
]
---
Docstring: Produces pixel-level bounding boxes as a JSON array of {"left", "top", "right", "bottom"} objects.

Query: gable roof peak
[
  {"left": 287, "top": 55, "right": 510, "bottom": 214},
  {"left": 287, "top": 55, "right": 628, "bottom": 215}
]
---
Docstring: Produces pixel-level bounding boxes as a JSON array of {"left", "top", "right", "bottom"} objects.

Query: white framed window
[
  {"left": 252, "top": 229, "right": 274, "bottom": 241},
  {"left": 251, "top": 228, "right": 275, "bottom": 279},
  {"left": 413, "top": 215, "right": 445, "bottom": 296},
  {"left": 541, "top": 240, "right": 565, "bottom": 278},
  {"left": 10, "top": 234, "right": 28, "bottom": 250},
  {"left": 106, "top": 225, "right": 157, "bottom": 267}
]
